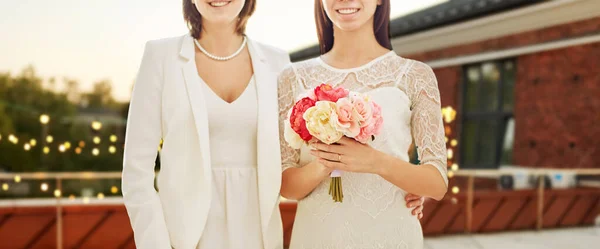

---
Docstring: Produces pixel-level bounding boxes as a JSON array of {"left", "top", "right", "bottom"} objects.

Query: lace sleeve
[
  {"left": 408, "top": 62, "right": 448, "bottom": 186},
  {"left": 278, "top": 66, "right": 301, "bottom": 172}
]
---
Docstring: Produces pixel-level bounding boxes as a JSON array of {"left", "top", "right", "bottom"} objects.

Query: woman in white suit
[{"left": 122, "top": 0, "right": 425, "bottom": 248}]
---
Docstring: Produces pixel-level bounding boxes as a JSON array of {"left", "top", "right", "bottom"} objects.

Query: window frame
[{"left": 459, "top": 59, "right": 516, "bottom": 169}]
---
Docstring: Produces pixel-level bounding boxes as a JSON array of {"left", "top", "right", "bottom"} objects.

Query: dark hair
[
  {"left": 183, "top": 0, "right": 257, "bottom": 39},
  {"left": 315, "top": 0, "right": 392, "bottom": 54}
]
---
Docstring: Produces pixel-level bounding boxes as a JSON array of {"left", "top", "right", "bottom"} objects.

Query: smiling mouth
[
  {"left": 209, "top": 1, "right": 231, "bottom": 7},
  {"left": 337, "top": 8, "right": 360, "bottom": 15}
]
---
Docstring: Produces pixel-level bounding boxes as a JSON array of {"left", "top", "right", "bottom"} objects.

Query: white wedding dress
[{"left": 277, "top": 52, "right": 448, "bottom": 249}]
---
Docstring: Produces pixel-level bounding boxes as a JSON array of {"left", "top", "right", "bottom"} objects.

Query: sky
[{"left": 0, "top": 0, "right": 446, "bottom": 101}]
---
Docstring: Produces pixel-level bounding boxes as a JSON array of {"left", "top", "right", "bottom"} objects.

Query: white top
[
  {"left": 277, "top": 52, "right": 448, "bottom": 249},
  {"left": 196, "top": 76, "right": 264, "bottom": 249}
]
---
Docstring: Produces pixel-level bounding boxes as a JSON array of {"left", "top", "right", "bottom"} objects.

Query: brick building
[{"left": 292, "top": 0, "right": 600, "bottom": 172}]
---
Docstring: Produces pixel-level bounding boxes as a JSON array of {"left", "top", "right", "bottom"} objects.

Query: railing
[
  {"left": 1, "top": 168, "right": 600, "bottom": 248},
  {"left": 454, "top": 168, "right": 600, "bottom": 232},
  {"left": 0, "top": 172, "right": 122, "bottom": 249}
]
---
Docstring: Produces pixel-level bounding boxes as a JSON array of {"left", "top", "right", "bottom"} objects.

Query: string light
[
  {"left": 110, "top": 135, "right": 117, "bottom": 143},
  {"left": 83, "top": 197, "right": 90, "bottom": 204},
  {"left": 40, "top": 114, "right": 50, "bottom": 124},
  {"left": 43, "top": 146, "right": 50, "bottom": 154},
  {"left": 441, "top": 106, "right": 457, "bottom": 123},
  {"left": 14, "top": 175, "right": 21, "bottom": 183},
  {"left": 92, "top": 148, "right": 100, "bottom": 156},
  {"left": 97, "top": 193, "right": 105, "bottom": 199},
  {"left": 93, "top": 136, "right": 101, "bottom": 144},
  {"left": 451, "top": 164, "right": 459, "bottom": 171},
  {"left": 54, "top": 189, "right": 62, "bottom": 197},
  {"left": 451, "top": 139, "right": 458, "bottom": 147},
  {"left": 452, "top": 186, "right": 460, "bottom": 194},
  {"left": 447, "top": 149, "right": 454, "bottom": 160},
  {"left": 445, "top": 125, "right": 452, "bottom": 135},
  {"left": 59, "top": 145, "right": 66, "bottom": 153},
  {"left": 111, "top": 186, "right": 119, "bottom": 194},
  {"left": 30, "top": 139, "right": 37, "bottom": 146},
  {"left": 64, "top": 142, "right": 71, "bottom": 149},
  {"left": 9, "top": 134, "right": 18, "bottom": 144},
  {"left": 69, "top": 195, "right": 75, "bottom": 201},
  {"left": 0, "top": 134, "right": 2, "bottom": 141},
  {"left": 91, "top": 121, "right": 102, "bottom": 131},
  {"left": 451, "top": 197, "right": 458, "bottom": 204},
  {"left": 79, "top": 141, "right": 85, "bottom": 148},
  {"left": 448, "top": 171, "right": 455, "bottom": 178},
  {"left": 109, "top": 146, "right": 116, "bottom": 154},
  {"left": 41, "top": 183, "right": 49, "bottom": 192},
  {"left": 24, "top": 144, "right": 31, "bottom": 151},
  {"left": 46, "top": 135, "right": 54, "bottom": 143},
  {"left": 75, "top": 147, "right": 82, "bottom": 154},
  {"left": 2, "top": 183, "right": 8, "bottom": 191}
]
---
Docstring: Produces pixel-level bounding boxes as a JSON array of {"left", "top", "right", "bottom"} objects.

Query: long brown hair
[
  {"left": 183, "top": 0, "right": 257, "bottom": 39},
  {"left": 315, "top": 0, "right": 392, "bottom": 54}
]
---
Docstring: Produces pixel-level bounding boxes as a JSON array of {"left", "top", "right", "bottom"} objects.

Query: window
[{"left": 460, "top": 59, "right": 516, "bottom": 169}]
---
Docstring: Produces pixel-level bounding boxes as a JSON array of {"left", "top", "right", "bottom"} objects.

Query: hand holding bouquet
[{"left": 283, "top": 84, "right": 383, "bottom": 202}]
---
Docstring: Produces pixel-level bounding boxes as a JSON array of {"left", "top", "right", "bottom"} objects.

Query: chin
[
  {"left": 334, "top": 21, "right": 365, "bottom": 32},
  {"left": 202, "top": 14, "right": 239, "bottom": 27}
]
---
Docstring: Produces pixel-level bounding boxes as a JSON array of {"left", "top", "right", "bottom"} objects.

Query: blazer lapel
[
  {"left": 180, "top": 35, "right": 213, "bottom": 191},
  {"left": 249, "top": 39, "right": 282, "bottom": 246}
]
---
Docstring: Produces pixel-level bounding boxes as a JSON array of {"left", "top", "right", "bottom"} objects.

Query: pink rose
[
  {"left": 350, "top": 94, "right": 373, "bottom": 127},
  {"left": 290, "top": 97, "right": 316, "bottom": 141},
  {"left": 354, "top": 102, "right": 383, "bottom": 144},
  {"left": 314, "top": 84, "right": 349, "bottom": 102},
  {"left": 333, "top": 98, "right": 361, "bottom": 137}
]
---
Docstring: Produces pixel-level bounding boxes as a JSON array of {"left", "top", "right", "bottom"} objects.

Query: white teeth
[
  {"left": 338, "top": 8, "right": 359, "bottom": 14},
  {"left": 210, "top": 1, "right": 229, "bottom": 7}
]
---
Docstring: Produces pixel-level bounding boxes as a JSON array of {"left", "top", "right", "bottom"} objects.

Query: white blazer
[{"left": 122, "top": 34, "right": 291, "bottom": 249}]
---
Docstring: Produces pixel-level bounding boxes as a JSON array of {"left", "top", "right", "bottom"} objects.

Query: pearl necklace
[{"left": 194, "top": 36, "right": 247, "bottom": 61}]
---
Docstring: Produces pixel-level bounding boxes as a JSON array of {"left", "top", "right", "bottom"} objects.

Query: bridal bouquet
[{"left": 283, "top": 83, "right": 383, "bottom": 202}]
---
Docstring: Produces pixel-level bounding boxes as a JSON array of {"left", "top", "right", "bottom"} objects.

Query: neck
[
  {"left": 328, "top": 20, "right": 389, "bottom": 61},
  {"left": 198, "top": 21, "right": 244, "bottom": 56}
]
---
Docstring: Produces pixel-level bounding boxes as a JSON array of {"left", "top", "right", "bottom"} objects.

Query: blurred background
[{"left": 0, "top": 0, "right": 599, "bottom": 248}]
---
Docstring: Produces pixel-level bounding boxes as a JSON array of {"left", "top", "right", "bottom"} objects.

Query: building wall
[
  {"left": 405, "top": 16, "right": 600, "bottom": 169},
  {"left": 514, "top": 42, "right": 600, "bottom": 168}
]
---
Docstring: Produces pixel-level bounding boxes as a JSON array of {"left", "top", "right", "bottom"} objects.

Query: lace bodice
[{"left": 277, "top": 52, "right": 448, "bottom": 249}]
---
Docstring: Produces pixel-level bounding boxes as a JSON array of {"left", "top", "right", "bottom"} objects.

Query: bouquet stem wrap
[{"left": 328, "top": 170, "right": 343, "bottom": 202}]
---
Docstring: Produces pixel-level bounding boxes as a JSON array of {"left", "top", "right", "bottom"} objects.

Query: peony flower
[
  {"left": 290, "top": 97, "right": 316, "bottom": 141},
  {"left": 314, "top": 84, "right": 349, "bottom": 102},
  {"left": 350, "top": 94, "right": 373, "bottom": 127},
  {"left": 303, "top": 101, "right": 343, "bottom": 144},
  {"left": 284, "top": 120, "right": 305, "bottom": 149},
  {"left": 332, "top": 97, "right": 361, "bottom": 137},
  {"left": 354, "top": 101, "right": 383, "bottom": 144}
]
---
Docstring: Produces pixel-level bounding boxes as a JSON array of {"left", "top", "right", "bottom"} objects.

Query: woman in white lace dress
[{"left": 278, "top": 0, "right": 448, "bottom": 248}]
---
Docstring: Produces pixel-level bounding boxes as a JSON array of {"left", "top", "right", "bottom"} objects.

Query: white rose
[{"left": 303, "top": 101, "right": 343, "bottom": 144}]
